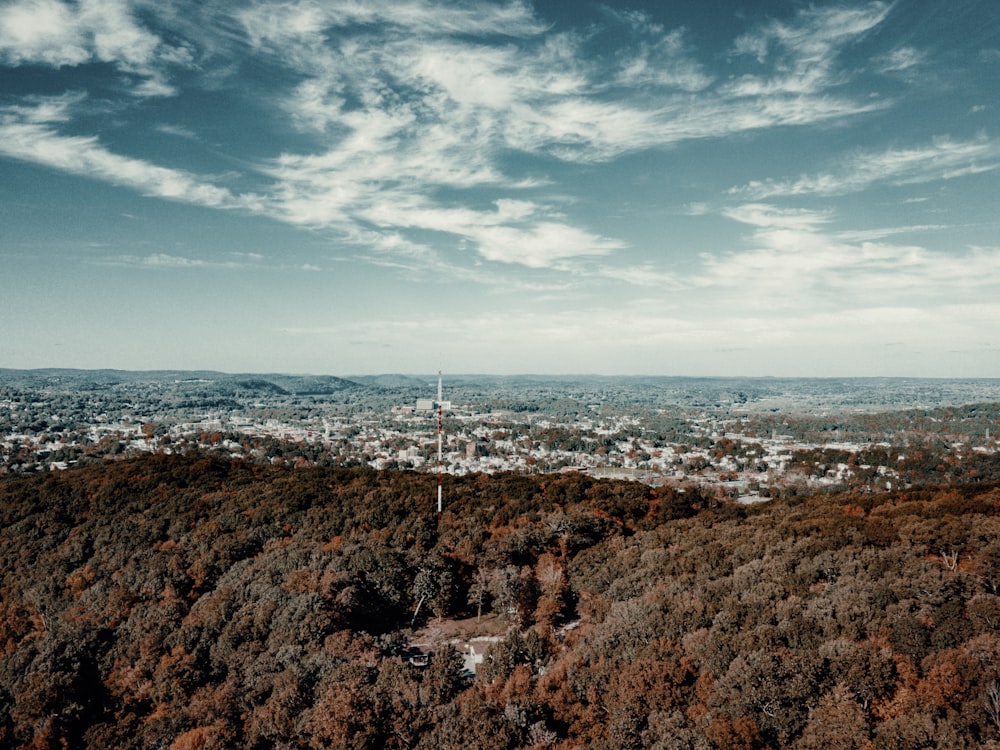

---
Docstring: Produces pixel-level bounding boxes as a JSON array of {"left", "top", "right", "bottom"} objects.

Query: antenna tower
[{"left": 436, "top": 370, "right": 443, "bottom": 524}]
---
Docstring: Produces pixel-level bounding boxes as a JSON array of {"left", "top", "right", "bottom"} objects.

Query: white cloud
[
  {"left": 0, "top": 0, "right": 88, "bottom": 66},
  {"left": 4, "top": 91, "right": 81, "bottom": 123},
  {"left": 225, "top": 0, "right": 910, "bottom": 276},
  {"left": 729, "top": 2, "right": 891, "bottom": 95},
  {"left": 615, "top": 26, "right": 714, "bottom": 92},
  {"left": 81, "top": 0, "right": 160, "bottom": 67},
  {"left": 104, "top": 253, "right": 239, "bottom": 269},
  {"left": 0, "top": 97, "right": 260, "bottom": 210},
  {"left": 0, "top": 0, "right": 189, "bottom": 95},
  {"left": 703, "top": 203, "right": 1000, "bottom": 312},
  {"left": 237, "top": 0, "right": 545, "bottom": 52},
  {"left": 138, "top": 253, "right": 214, "bottom": 268},
  {"left": 103, "top": 251, "right": 328, "bottom": 272},
  {"left": 723, "top": 204, "right": 832, "bottom": 230},
  {"left": 587, "top": 264, "right": 683, "bottom": 289},
  {"left": 835, "top": 224, "right": 947, "bottom": 242},
  {"left": 877, "top": 46, "right": 924, "bottom": 73},
  {"left": 408, "top": 42, "right": 528, "bottom": 109},
  {"left": 731, "top": 135, "right": 1000, "bottom": 198},
  {"left": 471, "top": 222, "right": 623, "bottom": 268},
  {"left": 697, "top": 239, "right": 1000, "bottom": 316},
  {"left": 349, "top": 193, "right": 622, "bottom": 269},
  {"left": 155, "top": 123, "right": 199, "bottom": 140},
  {"left": 0, "top": 0, "right": 931, "bottom": 286},
  {"left": 254, "top": 0, "right": 897, "bottom": 175}
]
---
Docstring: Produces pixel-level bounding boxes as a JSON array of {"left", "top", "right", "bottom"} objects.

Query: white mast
[{"left": 436, "top": 370, "right": 443, "bottom": 522}]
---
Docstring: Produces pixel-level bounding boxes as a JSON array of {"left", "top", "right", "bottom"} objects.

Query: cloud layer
[
  {"left": 2, "top": 0, "right": 998, "bottom": 374},
  {"left": 0, "top": 0, "right": 909, "bottom": 273}
]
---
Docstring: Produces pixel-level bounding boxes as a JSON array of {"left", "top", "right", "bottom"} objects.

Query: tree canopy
[{"left": 2, "top": 453, "right": 1000, "bottom": 748}]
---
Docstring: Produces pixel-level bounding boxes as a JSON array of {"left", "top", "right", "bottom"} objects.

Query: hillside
[{"left": 2, "top": 454, "right": 1000, "bottom": 748}]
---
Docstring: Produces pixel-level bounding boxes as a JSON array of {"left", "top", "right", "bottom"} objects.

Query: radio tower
[{"left": 436, "top": 370, "right": 444, "bottom": 524}]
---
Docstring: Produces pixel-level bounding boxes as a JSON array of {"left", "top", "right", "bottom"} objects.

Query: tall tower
[{"left": 436, "top": 370, "right": 444, "bottom": 523}]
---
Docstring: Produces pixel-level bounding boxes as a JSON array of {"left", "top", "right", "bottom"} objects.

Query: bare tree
[
  {"left": 983, "top": 679, "right": 1000, "bottom": 731},
  {"left": 941, "top": 549, "right": 961, "bottom": 572}
]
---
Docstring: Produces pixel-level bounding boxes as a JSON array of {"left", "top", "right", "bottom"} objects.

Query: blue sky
[{"left": 1, "top": 0, "right": 998, "bottom": 376}]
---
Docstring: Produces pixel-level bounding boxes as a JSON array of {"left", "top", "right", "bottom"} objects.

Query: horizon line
[{"left": 2, "top": 366, "right": 1000, "bottom": 382}]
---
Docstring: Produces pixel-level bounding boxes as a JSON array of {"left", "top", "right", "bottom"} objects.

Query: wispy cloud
[
  {"left": 835, "top": 224, "right": 948, "bottom": 242},
  {"left": 470, "top": 221, "right": 624, "bottom": 268},
  {"left": 609, "top": 14, "right": 714, "bottom": 92},
  {"left": 877, "top": 46, "right": 925, "bottom": 73},
  {"left": 722, "top": 204, "right": 833, "bottom": 230},
  {"left": 0, "top": 0, "right": 191, "bottom": 95},
  {"left": 0, "top": 0, "right": 909, "bottom": 277},
  {"left": 728, "top": 2, "right": 891, "bottom": 96},
  {"left": 731, "top": 135, "right": 1000, "bottom": 198},
  {"left": 0, "top": 96, "right": 260, "bottom": 209},
  {"left": 155, "top": 123, "right": 200, "bottom": 140},
  {"left": 237, "top": 0, "right": 547, "bottom": 48},
  {"left": 256, "top": 0, "right": 898, "bottom": 164},
  {"left": 707, "top": 203, "right": 1000, "bottom": 310},
  {"left": 227, "top": 0, "right": 900, "bottom": 271},
  {"left": 103, "top": 253, "right": 248, "bottom": 269},
  {"left": 101, "top": 251, "right": 325, "bottom": 272},
  {"left": 584, "top": 263, "right": 684, "bottom": 289}
]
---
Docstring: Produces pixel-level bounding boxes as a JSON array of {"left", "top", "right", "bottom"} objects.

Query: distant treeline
[{"left": 2, "top": 454, "right": 1000, "bottom": 748}]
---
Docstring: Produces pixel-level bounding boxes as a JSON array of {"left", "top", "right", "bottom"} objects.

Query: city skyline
[{"left": 2, "top": 0, "right": 999, "bottom": 377}]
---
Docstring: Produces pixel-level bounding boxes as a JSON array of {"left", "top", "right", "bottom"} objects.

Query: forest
[{"left": 3, "top": 452, "right": 1000, "bottom": 748}]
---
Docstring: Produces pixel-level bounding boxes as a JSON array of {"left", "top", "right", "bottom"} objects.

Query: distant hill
[
  {"left": 0, "top": 368, "right": 228, "bottom": 388},
  {"left": 229, "top": 374, "right": 363, "bottom": 395},
  {"left": 4, "top": 368, "right": 1000, "bottom": 410},
  {"left": 347, "top": 373, "right": 432, "bottom": 389},
  {"left": 0, "top": 368, "right": 365, "bottom": 394},
  {"left": 2, "top": 453, "right": 1000, "bottom": 748}
]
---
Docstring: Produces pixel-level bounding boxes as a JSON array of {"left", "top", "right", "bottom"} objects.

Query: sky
[{"left": 1, "top": 0, "right": 999, "bottom": 377}]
